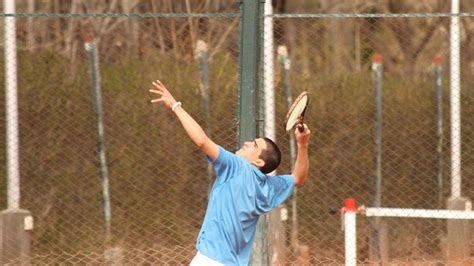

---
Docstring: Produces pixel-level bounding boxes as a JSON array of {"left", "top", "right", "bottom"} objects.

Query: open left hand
[{"left": 149, "top": 80, "right": 177, "bottom": 109}]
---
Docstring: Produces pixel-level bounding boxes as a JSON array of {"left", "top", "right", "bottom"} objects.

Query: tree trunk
[
  {"left": 150, "top": 0, "right": 166, "bottom": 56},
  {"left": 185, "top": 0, "right": 197, "bottom": 54},
  {"left": 26, "top": 0, "right": 35, "bottom": 51},
  {"left": 65, "top": 0, "right": 79, "bottom": 60},
  {"left": 122, "top": 0, "right": 140, "bottom": 57}
]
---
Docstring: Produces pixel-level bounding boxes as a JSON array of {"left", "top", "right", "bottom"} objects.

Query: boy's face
[{"left": 235, "top": 138, "right": 267, "bottom": 167}]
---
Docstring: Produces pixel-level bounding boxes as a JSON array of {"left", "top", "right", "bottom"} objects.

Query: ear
[{"left": 253, "top": 158, "right": 265, "bottom": 169}]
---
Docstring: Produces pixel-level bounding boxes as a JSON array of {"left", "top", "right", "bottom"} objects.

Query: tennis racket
[{"left": 284, "top": 91, "right": 309, "bottom": 132}]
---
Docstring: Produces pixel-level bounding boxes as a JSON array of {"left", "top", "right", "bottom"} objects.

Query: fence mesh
[
  {"left": 0, "top": 7, "right": 473, "bottom": 266},
  {"left": 266, "top": 14, "right": 474, "bottom": 264}
]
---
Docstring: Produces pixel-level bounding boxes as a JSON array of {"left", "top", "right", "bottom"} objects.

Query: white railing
[{"left": 342, "top": 198, "right": 474, "bottom": 265}]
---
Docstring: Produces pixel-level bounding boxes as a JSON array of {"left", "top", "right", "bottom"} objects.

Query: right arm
[
  {"left": 149, "top": 80, "right": 219, "bottom": 160},
  {"left": 291, "top": 124, "right": 310, "bottom": 187}
]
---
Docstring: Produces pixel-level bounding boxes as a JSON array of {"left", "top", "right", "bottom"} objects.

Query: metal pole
[
  {"left": 344, "top": 198, "right": 357, "bottom": 266},
  {"left": 4, "top": 0, "right": 20, "bottom": 210},
  {"left": 371, "top": 53, "right": 383, "bottom": 264},
  {"left": 85, "top": 38, "right": 112, "bottom": 239},
  {"left": 433, "top": 55, "right": 444, "bottom": 208},
  {"left": 262, "top": 3, "right": 286, "bottom": 264},
  {"left": 237, "top": 0, "right": 265, "bottom": 264},
  {"left": 1, "top": 3, "right": 33, "bottom": 264},
  {"left": 278, "top": 45, "right": 299, "bottom": 250},
  {"left": 237, "top": 0, "right": 261, "bottom": 147},
  {"left": 446, "top": 1, "right": 471, "bottom": 262},
  {"left": 263, "top": 0, "right": 275, "bottom": 143},
  {"left": 372, "top": 53, "right": 383, "bottom": 212},
  {"left": 449, "top": 0, "right": 461, "bottom": 199},
  {"left": 195, "top": 40, "right": 213, "bottom": 193}
]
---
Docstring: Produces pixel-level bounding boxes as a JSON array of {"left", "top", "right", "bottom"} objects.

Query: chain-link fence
[
  {"left": 1, "top": 3, "right": 474, "bottom": 265},
  {"left": 1, "top": 10, "right": 241, "bottom": 265},
  {"left": 266, "top": 12, "right": 474, "bottom": 265}
]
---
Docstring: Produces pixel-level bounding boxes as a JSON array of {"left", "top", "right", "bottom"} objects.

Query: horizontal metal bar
[
  {"left": 0, "top": 13, "right": 240, "bottom": 18},
  {"left": 365, "top": 207, "right": 474, "bottom": 220},
  {"left": 1, "top": 12, "right": 474, "bottom": 19},
  {"left": 270, "top": 12, "right": 474, "bottom": 19}
]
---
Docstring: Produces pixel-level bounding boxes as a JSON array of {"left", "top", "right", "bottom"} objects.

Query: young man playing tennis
[{"left": 149, "top": 80, "right": 310, "bottom": 266}]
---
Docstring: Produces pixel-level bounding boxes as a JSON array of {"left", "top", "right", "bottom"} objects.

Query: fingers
[
  {"left": 151, "top": 81, "right": 163, "bottom": 91},
  {"left": 151, "top": 80, "right": 167, "bottom": 91},
  {"left": 295, "top": 125, "right": 311, "bottom": 145},
  {"left": 149, "top": 80, "right": 166, "bottom": 100},
  {"left": 155, "top": 80, "right": 165, "bottom": 87},
  {"left": 151, "top": 98, "right": 164, "bottom": 104},
  {"left": 294, "top": 123, "right": 310, "bottom": 135},
  {"left": 149, "top": 88, "right": 164, "bottom": 105},
  {"left": 149, "top": 89, "right": 163, "bottom": 95},
  {"left": 149, "top": 80, "right": 175, "bottom": 108}
]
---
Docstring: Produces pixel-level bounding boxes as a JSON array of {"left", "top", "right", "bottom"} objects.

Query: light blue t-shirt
[{"left": 196, "top": 146, "right": 295, "bottom": 265}]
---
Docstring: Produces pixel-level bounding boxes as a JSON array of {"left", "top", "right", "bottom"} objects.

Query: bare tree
[
  {"left": 379, "top": 0, "right": 448, "bottom": 79},
  {"left": 122, "top": 0, "right": 141, "bottom": 57},
  {"left": 26, "top": 0, "right": 35, "bottom": 51},
  {"left": 150, "top": 0, "right": 166, "bottom": 56}
]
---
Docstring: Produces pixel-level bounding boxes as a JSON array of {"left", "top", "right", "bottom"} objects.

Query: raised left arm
[{"left": 149, "top": 80, "right": 219, "bottom": 160}]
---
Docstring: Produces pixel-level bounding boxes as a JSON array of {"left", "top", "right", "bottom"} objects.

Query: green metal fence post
[
  {"left": 237, "top": 0, "right": 265, "bottom": 265},
  {"left": 237, "top": 0, "right": 262, "bottom": 146}
]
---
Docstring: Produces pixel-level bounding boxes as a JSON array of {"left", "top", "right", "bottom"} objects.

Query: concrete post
[
  {"left": 445, "top": 197, "right": 471, "bottom": 263},
  {"left": 0, "top": 209, "right": 33, "bottom": 264}
]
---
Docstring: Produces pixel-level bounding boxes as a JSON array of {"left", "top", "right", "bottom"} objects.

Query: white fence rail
[{"left": 343, "top": 198, "right": 474, "bottom": 265}]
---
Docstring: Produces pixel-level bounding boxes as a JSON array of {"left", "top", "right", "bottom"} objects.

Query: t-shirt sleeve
[
  {"left": 207, "top": 146, "right": 244, "bottom": 183},
  {"left": 267, "top": 175, "right": 295, "bottom": 208}
]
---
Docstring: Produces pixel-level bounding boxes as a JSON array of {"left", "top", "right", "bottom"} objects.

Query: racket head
[{"left": 284, "top": 91, "right": 309, "bottom": 131}]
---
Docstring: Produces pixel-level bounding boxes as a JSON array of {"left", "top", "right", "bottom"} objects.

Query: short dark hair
[{"left": 259, "top": 138, "right": 281, "bottom": 174}]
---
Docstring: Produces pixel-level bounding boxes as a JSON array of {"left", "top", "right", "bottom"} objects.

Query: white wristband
[{"left": 171, "top": 101, "right": 182, "bottom": 111}]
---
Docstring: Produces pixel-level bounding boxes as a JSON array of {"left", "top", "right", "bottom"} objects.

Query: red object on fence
[
  {"left": 344, "top": 198, "right": 357, "bottom": 211},
  {"left": 433, "top": 54, "right": 442, "bottom": 65},
  {"left": 372, "top": 53, "right": 383, "bottom": 64}
]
